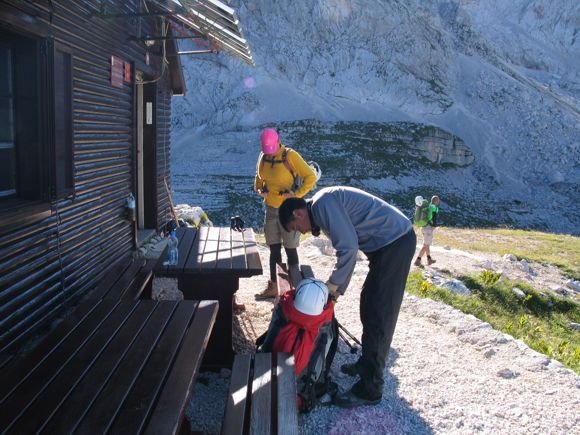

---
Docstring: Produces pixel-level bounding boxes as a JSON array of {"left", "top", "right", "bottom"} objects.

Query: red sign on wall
[
  {"left": 111, "top": 55, "right": 124, "bottom": 88},
  {"left": 124, "top": 62, "right": 131, "bottom": 83}
]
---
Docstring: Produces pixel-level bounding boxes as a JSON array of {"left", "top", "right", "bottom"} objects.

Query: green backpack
[{"left": 414, "top": 197, "right": 429, "bottom": 227}]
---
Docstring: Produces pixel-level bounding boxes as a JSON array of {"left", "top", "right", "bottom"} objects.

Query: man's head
[
  {"left": 431, "top": 195, "right": 441, "bottom": 206},
  {"left": 279, "top": 197, "right": 311, "bottom": 233}
]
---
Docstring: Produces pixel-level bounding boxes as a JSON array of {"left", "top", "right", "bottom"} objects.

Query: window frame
[
  {"left": 51, "top": 41, "right": 75, "bottom": 200},
  {"left": 0, "top": 30, "right": 75, "bottom": 233},
  {"left": 0, "top": 41, "right": 16, "bottom": 198}
]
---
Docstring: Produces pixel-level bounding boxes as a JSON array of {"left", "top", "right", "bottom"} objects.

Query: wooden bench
[
  {"left": 0, "top": 297, "right": 218, "bottom": 433},
  {"left": 222, "top": 352, "right": 299, "bottom": 435},
  {"left": 0, "top": 249, "right": 219, "bottom": 434},
  {"left": 90, "top": 254, "right": 157, "bottom": 301},
  {"left": 0, "top": 254, "right": 156, "bottom": 372}
]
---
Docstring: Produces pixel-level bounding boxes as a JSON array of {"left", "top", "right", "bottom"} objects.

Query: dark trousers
[{"left": 357, "top": 229, "right": 416, "bottom": 398}]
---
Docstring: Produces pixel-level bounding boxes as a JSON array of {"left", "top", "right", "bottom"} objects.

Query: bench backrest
[{"left": 89, "top": 256, "right": 155, "bottom": 300}]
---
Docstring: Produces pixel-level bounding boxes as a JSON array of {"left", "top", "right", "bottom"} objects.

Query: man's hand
[
  {"left": 325, "top": 281, "right": 340, "bottom": 303},
  {"left": 257, "top": 189, "right": 268, "bottom": 199}
]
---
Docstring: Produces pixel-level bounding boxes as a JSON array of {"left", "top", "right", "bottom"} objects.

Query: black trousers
[{"left": 357, "top": 229, "right": 416, "bottom": 397}]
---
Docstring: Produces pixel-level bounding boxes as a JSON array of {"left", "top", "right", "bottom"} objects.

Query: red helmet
[{"left": 260, "top": 128, "right": 279, "bottom": 155}]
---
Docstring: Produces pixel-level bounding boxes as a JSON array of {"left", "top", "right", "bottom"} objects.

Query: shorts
[
  {"left": 421, "top": 226, "right": 435, "bottom": 246},
  {"left": 264, "top": 205, "right": 300, "bottom": 248}
]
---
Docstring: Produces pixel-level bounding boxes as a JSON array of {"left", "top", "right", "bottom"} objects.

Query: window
[
  {"left": 0, "top": 28, "right": 74, "bottom": 228},
  {"left": 0, "top": 43, "right": 16, "bottom": 198}
]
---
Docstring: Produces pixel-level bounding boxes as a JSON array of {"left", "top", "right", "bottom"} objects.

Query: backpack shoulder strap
[
  {"left": 257, "top": 152, "right": 264, "bottom": 173},
  {"left": 282, "top": 147, "right": 296, "bottom": 177}
]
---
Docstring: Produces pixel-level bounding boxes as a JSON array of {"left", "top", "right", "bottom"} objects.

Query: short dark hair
[{"left": 279, "top": 197, "right": 307, "bottom": 231}]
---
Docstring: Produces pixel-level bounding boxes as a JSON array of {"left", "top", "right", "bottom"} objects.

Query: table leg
[{"left": 178, "top": 275, "right": 238, "bottom": 368}]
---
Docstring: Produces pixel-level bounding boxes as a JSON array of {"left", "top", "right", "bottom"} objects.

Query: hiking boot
[
  {"left": 340, "top": 361, "right": 361, "bottom": 377},
  {"left": 414, "top": 257, "right": 422, "bottom": 267},
  {"left": 427, "top": 257, "right": 436, "bottom": 266},
  {"left": 333, "top": 389, "right": 381, "bottom": 409},
  {"left": 255, "top": 280, "right": 278, "bottom": 300}
]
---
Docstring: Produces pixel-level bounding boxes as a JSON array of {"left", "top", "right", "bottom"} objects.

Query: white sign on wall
[{"left": 146, "top": 102, "right": 153, "bottom": 125}]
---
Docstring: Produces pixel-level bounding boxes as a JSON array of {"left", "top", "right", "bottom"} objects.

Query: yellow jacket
[{"left": 254, "top": 144, "right": 317, "bottom": 208}]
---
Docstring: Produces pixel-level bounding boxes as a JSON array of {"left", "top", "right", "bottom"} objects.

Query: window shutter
[{"left": 52, "top": 42, "right": 74, "bottom": 199}]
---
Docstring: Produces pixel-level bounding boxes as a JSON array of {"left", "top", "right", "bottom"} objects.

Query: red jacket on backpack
[{"left": 272, "top": 290, "right": 334, "bottom": 375}]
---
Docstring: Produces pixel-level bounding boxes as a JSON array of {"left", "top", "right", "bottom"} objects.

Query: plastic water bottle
[{"left": 164, "top": 229, "right": 179, "bottom": 266}]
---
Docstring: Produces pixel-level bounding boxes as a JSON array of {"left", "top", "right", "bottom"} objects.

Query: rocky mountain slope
[{"left": 171, "top": 0, "right": 579, "bottom": 233}]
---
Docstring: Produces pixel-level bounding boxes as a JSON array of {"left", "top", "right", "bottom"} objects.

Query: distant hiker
[
  {"left": 254, "top": 128, "right": 317, "bottom": 300},
  {"left": 414, "top": 195, "right": 441, "bottom": 267},
  {"left": 279, "top": 186, "right": 416, "bottom": 408}
]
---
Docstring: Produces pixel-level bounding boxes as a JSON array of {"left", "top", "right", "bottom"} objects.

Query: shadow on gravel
[
  {"left": 231, "top": 308, "right": 433, "bottom": 434},
  {"left": 233, "top": 311, "right": 261, "bottom": 354},
  {"left": 300, "top": 346, "right": 434, "bottom": 435}
]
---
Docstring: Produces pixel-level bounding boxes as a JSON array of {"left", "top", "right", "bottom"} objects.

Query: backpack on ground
[
  {"left": 414, "top": 195, "right": 429, "bottom": 227},
  {"left": 260, "top": 147, "right": 321, "bottom": 191},
  {"left": 256, "top": 290, "right": 338, "bottom": 412}
]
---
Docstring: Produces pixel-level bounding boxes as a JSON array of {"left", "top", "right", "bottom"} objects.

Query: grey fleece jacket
[{"left": 309, "top": 186, "right": 412, "bottom": 294}]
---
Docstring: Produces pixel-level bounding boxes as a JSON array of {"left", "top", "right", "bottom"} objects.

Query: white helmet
[
  {"left": 415, "top": 195, "right": 424, "bottom": 207},
  {"left": 294, "top": 278, "right": 329, "bottom": 316}
]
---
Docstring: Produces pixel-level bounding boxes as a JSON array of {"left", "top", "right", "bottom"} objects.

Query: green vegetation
[
  {"left": 406, "top": 227, "right": 580, "bottom": 374},
  {"left": 435, "top": 227, "right": 580, "bottom": 280}
]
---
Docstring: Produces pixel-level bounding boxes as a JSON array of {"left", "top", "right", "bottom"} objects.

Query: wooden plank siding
[{"left": 0, "top": 0, "right": 176, "bottom": 358}]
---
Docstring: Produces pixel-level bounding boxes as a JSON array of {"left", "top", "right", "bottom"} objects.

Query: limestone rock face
[{"left": 411, "top": 127, "right": 474, "bottom": 166}]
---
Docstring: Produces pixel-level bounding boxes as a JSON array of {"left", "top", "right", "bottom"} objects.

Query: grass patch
[
  {"left": 406, "top": 271, "right": 580, "bottom": 374},
  {"left": 435, "top": 227, "right": 580, "bottom": 280}
]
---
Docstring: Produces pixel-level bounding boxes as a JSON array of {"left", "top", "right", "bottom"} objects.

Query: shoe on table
[
  {"left": 427, "top": 257, "right": 436, "bottom": 266},
  {"left": 254, "top": 280, "right": 278, "bottom": 300},
  {"left": 233, "top": 296, "right": 246, "bottom": 312},
  {"left": 414, "top": 257, "right": 422, "bottom": 267}
]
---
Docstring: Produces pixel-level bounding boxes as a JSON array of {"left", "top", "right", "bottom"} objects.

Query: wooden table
[
  {"left": 0, "top": 298, "right": 218, "bottom": 434},
  {"left": 154, "top": 226, "right": 263, "bottom": 367}
]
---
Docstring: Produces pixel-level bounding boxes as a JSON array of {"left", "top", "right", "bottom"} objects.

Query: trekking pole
[
  {"left": 338, "top": 329, "right": 358, "bottom": 354},
  {"left": 337, "top": 321, "right": 362, "bottom": 347}
]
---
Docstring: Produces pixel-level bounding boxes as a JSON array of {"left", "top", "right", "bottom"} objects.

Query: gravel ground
[{"left": 179, "top": 235, "right": 579, "bottom": 434}]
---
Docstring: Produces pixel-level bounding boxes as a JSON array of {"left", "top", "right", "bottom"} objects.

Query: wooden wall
[{"left": 0, "top": 0, "right": 174, "bottom": 357}]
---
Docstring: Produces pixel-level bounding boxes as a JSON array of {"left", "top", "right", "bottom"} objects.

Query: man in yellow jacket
[{"left": 254, "top": 128, "right": 317, "bottom": 300}]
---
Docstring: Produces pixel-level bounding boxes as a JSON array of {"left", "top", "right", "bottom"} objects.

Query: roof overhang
[
  {"left": 146, "top": 0, "right": 254, "bottom": 66},
  {"left": 164, "top": 29, "right": 186, "bottom": 96}
]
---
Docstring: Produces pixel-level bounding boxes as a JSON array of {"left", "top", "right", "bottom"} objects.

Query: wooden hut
[{"left": 0, "top": 0, "right": 253, "bottom": 358}]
